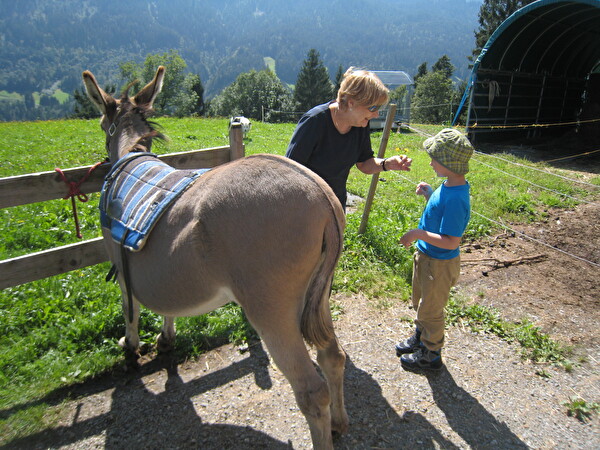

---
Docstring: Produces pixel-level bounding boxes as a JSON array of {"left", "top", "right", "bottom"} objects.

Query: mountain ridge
[{"left": 0, "top": 0, "right": 482, "bottom": 103}]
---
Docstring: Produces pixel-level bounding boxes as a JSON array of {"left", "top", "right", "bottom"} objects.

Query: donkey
[{"left": 82, "top": 66, "right": 348, "bottom": 449}]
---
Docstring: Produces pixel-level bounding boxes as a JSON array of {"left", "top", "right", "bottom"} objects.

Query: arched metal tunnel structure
[{"left": 454, "top": 0, "right": 600, "bottom": 145}]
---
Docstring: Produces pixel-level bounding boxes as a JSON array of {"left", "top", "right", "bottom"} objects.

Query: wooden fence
[{"left": 0, "top": 124, "right": 245, "bottom": 290}]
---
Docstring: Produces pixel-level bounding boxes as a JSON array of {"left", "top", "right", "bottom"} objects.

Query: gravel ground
[{"left": 10, "top": 290, "right": 599, "bottom": 449}]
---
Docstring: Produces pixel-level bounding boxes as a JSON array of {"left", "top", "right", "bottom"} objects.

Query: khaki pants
[{"left": 411, "top": 250, "right": 461, "bottom": 351}]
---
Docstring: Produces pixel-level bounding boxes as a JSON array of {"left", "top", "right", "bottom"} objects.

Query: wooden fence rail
[{"left": 0, "top": 124, "right": 244, "bottom": 290}]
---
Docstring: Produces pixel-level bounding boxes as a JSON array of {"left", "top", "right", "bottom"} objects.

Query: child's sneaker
[
  {"left": 394, "top": 329, "right": 421, "bottom": 356},
  {"left": 400, "top": 346, "right": 443, "bottom": 371}
]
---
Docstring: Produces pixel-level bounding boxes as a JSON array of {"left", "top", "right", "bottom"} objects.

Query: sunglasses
[{"left": 367, "top": 104, "right": 384, "bottom": 112}]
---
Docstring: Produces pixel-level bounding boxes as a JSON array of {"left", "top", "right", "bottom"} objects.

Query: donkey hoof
[
  {"left": 156, "top": 333, "right": 175, "bottom": 353},
  {"left": 118, "top": 336, "right": 138, "bottom": 351},
  {"left": 117, "top": 337, "right": 141, "bottom": 370},
  {"left": 118, "top": 336, "right": 140, "bottom": 355},
  {"left": 331, "top": 414, "right": 349, "bottom": 435}
]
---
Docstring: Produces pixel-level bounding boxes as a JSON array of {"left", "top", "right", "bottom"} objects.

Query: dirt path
[
  {"left": 11, "top": 288, "right": 599, "bottom": 449},
  {"left": 459, "top": 201, "right": 600, "bottom": 357}
]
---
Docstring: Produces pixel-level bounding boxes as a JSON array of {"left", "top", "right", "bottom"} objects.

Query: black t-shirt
[{"left": 285, "top": 102, "right": 373, "bottom": 207}]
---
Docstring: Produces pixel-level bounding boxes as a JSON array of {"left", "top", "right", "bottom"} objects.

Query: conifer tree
[
  {"left": 471, "top": 0, "right": 535, "bottom": 61},
  {"left": 413, "top": 62, "right": 428, "bottom": 89},
  {"left": 333, "top": 65, "right": 344, "bottom": 98},
  {"left": 411, "top": 55, "right": 458, "bottom": 125},
  {"left": 432, "top": 55, "right": 454, "bottom": 80},
  {"left": 293, "top": 49, "right": 333, "bottom": 114}
]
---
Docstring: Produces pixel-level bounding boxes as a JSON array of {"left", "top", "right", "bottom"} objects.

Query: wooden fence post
[
  {"left": 358, "top": 103, "right": 397, "bottom": 234},
  {"left": 229, "top": 123, "right": 245, "bottom": 160}
]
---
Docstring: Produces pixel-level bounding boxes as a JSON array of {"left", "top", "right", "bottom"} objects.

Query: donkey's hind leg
[
  {"left": 317, "top": 335, "right": 348, "bottom": 434},
  {"left": 259, "top": 329, "right": 334, "bottom": 450},
  {"left": 156, "top": 316, "right": 176, "bottom": 352}
]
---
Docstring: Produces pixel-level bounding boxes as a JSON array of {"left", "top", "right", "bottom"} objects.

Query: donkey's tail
[{"left": 301, "top": 196, "right": 345, "bottom": 348}]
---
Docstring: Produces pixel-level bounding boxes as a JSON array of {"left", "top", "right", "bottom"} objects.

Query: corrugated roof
[
  {"left": 474, "top": 0, "right": 600, "bottom": 78},
  {"left": 453, "top": 0, "right": 600, "bottom": 143}
]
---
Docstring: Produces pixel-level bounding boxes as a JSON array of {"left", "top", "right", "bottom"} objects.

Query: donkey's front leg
[
  {"left": 117, "top": 281, "right": 141, "bottom": 359},
  {"left": 156, "top": 316, "right": 176, "bottom": 352}
]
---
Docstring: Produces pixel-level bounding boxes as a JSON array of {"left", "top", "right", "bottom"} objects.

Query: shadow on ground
[{"left": 2, "top": 341, "right": 529, "bottom": 449}]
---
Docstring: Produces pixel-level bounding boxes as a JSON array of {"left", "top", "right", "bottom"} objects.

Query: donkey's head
[{"left": 82, "top": 66, "right": 166, "bottom": 162}]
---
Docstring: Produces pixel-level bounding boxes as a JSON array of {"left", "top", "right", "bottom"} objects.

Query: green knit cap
[{"left": 423, "top": 128, "right": 474, "bottom": 175}]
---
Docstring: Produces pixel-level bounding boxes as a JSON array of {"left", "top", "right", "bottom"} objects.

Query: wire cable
[
  {"left": 473, "top": 150, "right": 600, "bottom": 188},
  {"left": 470, "top": 211, "right": 600, "bottom": 268},
  {"left": 403, "top": 124, "right": 598, "bottom": 203},
  {"left": 542, "top": 148, "right": 600, "bottom": 163},
  {"left": 471, "top": 158, "right": 597, "bottom": 205},
  {"left": 469, "top": 116, "right": 600, "bottom": 130},
  {"left": 387, "top": 171, "right": 600, "bottom": 268}
]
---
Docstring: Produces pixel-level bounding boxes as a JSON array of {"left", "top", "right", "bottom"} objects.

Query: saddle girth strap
[{"left": 119, "top": 230, "right": 135, "bottom": 324}]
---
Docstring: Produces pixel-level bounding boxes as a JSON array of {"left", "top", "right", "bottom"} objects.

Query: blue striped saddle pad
[{"left": 99, "top": 152, "right": 209, "bottom": 251}]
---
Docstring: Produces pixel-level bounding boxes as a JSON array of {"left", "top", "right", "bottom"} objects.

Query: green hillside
[{"left": 0, "top": 0, "right": 482, "bottom": 121}]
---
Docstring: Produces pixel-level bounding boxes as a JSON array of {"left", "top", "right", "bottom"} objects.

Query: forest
[{"left": 0, "top": 0, "right": 482, "bottom": 121}]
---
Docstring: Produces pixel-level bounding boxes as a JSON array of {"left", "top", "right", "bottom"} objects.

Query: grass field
[
  {"left": 0, "top": 90, "right": 23, "bottom": 102},
  {"left": 1, "top": 117, "right": 597, "bottom": 442}
]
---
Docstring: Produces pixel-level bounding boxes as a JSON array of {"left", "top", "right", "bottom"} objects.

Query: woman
[{"left": 286, "top": 67, "right": 412, "bottom": 210}]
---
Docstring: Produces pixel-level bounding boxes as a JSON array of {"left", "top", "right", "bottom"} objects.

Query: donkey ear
[
  {"left": 82, "top": 70, "right": 114, "bottom": 115},
  {"left": 134, "top": 65, "right": 165, "bottom": 107}
]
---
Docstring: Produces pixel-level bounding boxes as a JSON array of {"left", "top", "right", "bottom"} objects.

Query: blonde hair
[{"left": 336, "top": 67, "right": 389, "bottom": 108}]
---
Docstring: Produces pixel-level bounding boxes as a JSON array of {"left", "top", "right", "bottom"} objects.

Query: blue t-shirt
[
  {"left": 285, "top": 102, "right": 374, "bottom": 207},
  {"left": 416, "top": 182, "right": 471, "bottom": 260}
]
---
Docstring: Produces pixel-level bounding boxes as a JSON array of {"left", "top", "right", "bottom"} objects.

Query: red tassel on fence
[{"left": 55, "top": 161, "right": 104, "bottom": 239}]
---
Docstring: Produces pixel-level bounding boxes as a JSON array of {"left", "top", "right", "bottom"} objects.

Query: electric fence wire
[
  {"left": 469, "top": 116, "right": 600, "bottom": 130},
  {"left": 474, "top": 150, "right": 600, "bottom": 188},
  {"left": 410, "top": 102, "right": 456, "bottom": 110},
  {"left": 469, "top": 210, "right": 600, "bottom": 268},
  {"left": 471, "top": 158, "right": 597, "bottom": 205},
  {"left": 542, "top": 148, "right": 600, "bottom": 163},
  {"left": 405, "top": 125, "right": 599, "bottom": 205},
  {"left": 387, "top": 170, "right": 600, "bottom": 269}
]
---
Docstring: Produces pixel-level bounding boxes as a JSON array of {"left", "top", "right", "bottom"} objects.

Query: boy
[{"left": 396, "top": 128, "right": 473, "bottom": 370}]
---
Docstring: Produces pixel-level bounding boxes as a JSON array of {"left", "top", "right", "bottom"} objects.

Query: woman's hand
[
  {"left": 384, "top": 154, "right": 412, "bottom": 171},
  {"left": 357, "top": 154, "right": 412, "bottom": 174}
]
